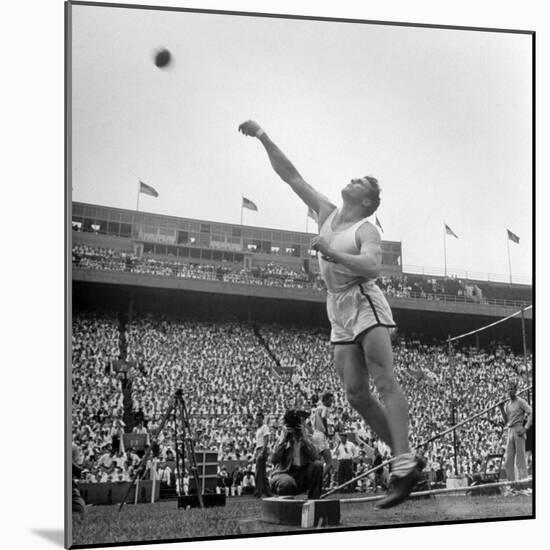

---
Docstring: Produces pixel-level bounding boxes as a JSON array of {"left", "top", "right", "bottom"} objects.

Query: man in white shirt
[
  {"left": 131, "top": 420, "right": 150, "bottom": 453},
  {"left": 97, "top": 446, "right": 115, "bottom": 470},
  {"left": 175, "top": 469, "right": 190, "bottom": 495},
  {"left": 99, "top": 470, "right": 111, "bottom": 483},
  {"left": 312, "top": 392, "right": 335, "bottom": 485},
  {"left": 242, "top": 468, "right": 256, "bottom": 495},
  {"left": 126, "top": 448, "right": 141, "bottom": 468},
  {"left": 113, "top": 450, "right": 127, "bottom": 470},
  {"left": 253, "top": 412, "right": 272, "bottom": 497},
  {"left": 499, "top": 381, "right": 532, "bottom": 481},
  {"left": 114, "top": 466, "right": 127, "bottom": 482},
  {"left": 334, "top": 433, "right": 358, "bottom": 491},
  {"left": 160, "top": 464, "right": 173, "bottom": 486},
  {"left": 132, "top": 420, "right": 147, "bottom": 434},
  {"left": 110, "top": 419, "right": 126, "bottom": 453}
]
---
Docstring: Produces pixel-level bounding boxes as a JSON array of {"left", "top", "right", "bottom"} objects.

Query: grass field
[{"left": 71, "top": 492, "right": 533, "bottom": 547}]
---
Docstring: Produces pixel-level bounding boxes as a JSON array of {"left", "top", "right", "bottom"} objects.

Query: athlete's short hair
[{"left": 363, "top": 176, "right": 381, "bottom": 217}]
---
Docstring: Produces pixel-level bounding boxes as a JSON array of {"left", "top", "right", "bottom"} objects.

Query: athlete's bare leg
[
  {"left": 334, "top": 327, "right": 418, "bottom": 508},
  {"left": 334, "top": 344, "right": 393, "bottom": 449},
  {"left": 358, "top": 327, "right": 410, "bottom": 456}
]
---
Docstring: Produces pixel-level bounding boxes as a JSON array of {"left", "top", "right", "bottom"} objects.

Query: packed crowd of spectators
[
  {"left": 73, "top": 245, "right": 323, "bottom": 290},
  {"left": 72, "top": 245, "right": 504, "bottom": 302},
  {"left": 376, "top": 274, "right": 482, "bottom": 302},
  {"left": 258, "top": 323, "right": 532, "bottom": 481},
  {"left": 72, "top": 310, "right": 532, "bottom": 493},
  {"left": 72, "top": 313, "right": 128, "bottom": 483}
]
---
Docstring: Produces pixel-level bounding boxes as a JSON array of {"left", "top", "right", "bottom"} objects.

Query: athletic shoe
[{"left": 375, "top": 463, "right": 421, "bottom": 509}]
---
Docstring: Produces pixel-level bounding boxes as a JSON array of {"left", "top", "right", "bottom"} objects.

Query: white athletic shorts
[
  {"left": 312, "top": 430, "right": 330, "bottom": 452},
  {"left": 326, "top": 282, "right": 396, "bottom": 345}
]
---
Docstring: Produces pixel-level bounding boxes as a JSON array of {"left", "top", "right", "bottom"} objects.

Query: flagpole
[
  {"left": 506, "top": 230, "right": 512, "bottom": 284},
  {"left": 136, "top": 180, "right": 141, "bottom": 212},
  {"left": 306, "top": 212, "right": 309, "bottom": 234},
  {"left": 443, "top": 223, "right": 447, "bottom": 277},
  {"left": 240, "top": 194, "right": 243, "bottom": 225}
]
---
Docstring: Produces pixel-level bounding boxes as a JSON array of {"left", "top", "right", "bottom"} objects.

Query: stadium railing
[{"left": 72, "top": 262, "right": 531, "bottom": 309}]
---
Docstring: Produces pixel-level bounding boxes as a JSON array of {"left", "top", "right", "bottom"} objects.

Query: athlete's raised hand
[{"left": 238, "top": 120, "right": 262, "bottom": 137}]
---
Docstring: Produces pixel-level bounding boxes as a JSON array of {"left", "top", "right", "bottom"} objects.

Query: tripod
[{"left": 118, "top": 389, "right": 203, "bottom": 511}]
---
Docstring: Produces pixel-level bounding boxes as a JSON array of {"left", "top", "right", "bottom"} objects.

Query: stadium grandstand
[{"left": 71, "top": 202, "right": 532, "bottom": 497}]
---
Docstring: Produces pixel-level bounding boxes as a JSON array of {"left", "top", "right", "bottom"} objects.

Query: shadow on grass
[{"left": 33, "top": 528, "right": 65, "bottom": 547}]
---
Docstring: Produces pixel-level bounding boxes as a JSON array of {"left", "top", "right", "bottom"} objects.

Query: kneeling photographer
[{"left": 269, "top": 409, "right": 323, "bottom": 499}]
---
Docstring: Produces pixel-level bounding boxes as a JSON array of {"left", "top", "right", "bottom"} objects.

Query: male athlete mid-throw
[{"left": 239, "top": 120, "right": 419, "bottom": 508}]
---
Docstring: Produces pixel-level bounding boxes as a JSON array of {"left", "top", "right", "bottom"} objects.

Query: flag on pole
[
  {"left": 375, "top": 216, "right": 384, "bottom": 233},
  {"left": 139, "top": 180, "right": 159, "bottom": 197},
  {"left": 307, "top": 206, "right": 318, "bottom": 222},
  {"left": 242, "top": 197, "right": 258, "bottom": 211},
  {"left": 444, "top": 223, "right": 458, "bottom": 238},
  {"left": 507, "top": 229, "right": 520, "bottom": 244}
]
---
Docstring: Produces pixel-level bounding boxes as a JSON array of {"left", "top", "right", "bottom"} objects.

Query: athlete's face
[{"left": 341, "top": 177, "right": 373, "bottom": 206}]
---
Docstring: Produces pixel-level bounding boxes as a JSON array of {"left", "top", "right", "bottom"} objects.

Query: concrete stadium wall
[{"left": 72, "top": 268, "right": 532, "bottom": 320}]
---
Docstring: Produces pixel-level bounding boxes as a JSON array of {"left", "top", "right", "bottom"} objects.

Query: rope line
[
  {"left": 339, "top": 478, "right": 532, "bottom": 504},
  {"left": 449, "top": 305, "right": 532, "bottom": 343},
  {"left": 320, "top": 385, "right": 531, "bottom": 499}
]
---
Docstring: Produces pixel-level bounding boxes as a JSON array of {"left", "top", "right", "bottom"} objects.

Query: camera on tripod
[{"left": 119, "top": 388, "right": 224, "bottom": 512}]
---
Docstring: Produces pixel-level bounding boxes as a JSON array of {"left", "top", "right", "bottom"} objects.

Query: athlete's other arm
[
  {"left": 238, "top": 120, "right": 335, "bottom": 220},
  {"left": 311, "top": 223, "right": 381, "bottom": 279}
]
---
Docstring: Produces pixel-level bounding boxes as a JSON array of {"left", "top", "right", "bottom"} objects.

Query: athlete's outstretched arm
[{"left": 238, "top": 120, "right": 335, "bottom": 216}]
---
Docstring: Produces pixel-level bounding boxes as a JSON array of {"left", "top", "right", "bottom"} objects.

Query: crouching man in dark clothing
[{"left": 270, "top": 409, "right": 323, "bottom": 500}]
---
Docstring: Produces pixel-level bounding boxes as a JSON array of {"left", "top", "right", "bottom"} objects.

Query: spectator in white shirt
[
  {"left": 126, "top": 448, "right": 141, "bottom": 468},
  {"left": 242, "top": 468, "right": 256, "bottom": 495},
  {"left": 253, "top": 412, "right": 272, "bottom": 498},
  {"left": 334, "top": 433, "right": 358, "bottom": 491},
  {"left": 159, "top": 464, "right": 173, "bottom": 486},
  {"left": 97, "top": 446, "right": 115, "bottom": 470}
]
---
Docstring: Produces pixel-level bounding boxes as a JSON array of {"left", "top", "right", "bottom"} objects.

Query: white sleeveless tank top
[{"left": 318, "top": 208, "right": 374, "bottom": 294}]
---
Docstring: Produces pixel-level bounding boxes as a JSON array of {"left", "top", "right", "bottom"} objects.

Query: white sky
[
  {"left": 3, "top": 1, "right": 549, "bottom": 550},
  {"left": 70, "top": 4, "right": 532, "bottom": 282}
]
